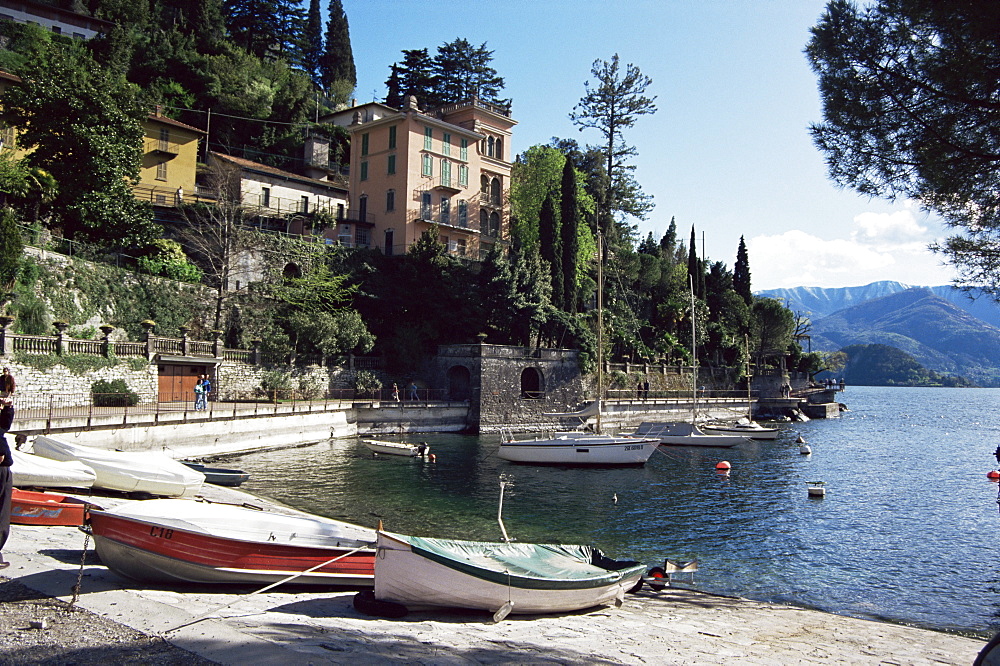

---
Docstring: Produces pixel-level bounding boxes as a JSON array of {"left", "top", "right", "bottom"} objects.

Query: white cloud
[{"left": 747, "top": 208, "right": 956, "bottom": 290}]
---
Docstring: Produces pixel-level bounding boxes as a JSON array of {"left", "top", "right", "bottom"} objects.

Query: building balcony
[{"left": 145, "top": 137, "right": 181, "bottom": 157}]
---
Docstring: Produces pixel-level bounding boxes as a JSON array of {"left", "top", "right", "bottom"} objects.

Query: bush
[
  {"left": 91, "top": 378, "right": 140, "bottom": 407},
  {"left": 353, "top": 370, "right": 381, "bottom": 397}
]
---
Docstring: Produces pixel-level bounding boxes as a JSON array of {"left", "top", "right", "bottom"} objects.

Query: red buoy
[
  {"left": 429, "top": 454, "right": 437, "bottom": 462},
  {"left": 716, "top": 461, "right": 731, "bottom": 470},
  {"left": 988, "top": 470, "right": 1000, "bottom": 480}
]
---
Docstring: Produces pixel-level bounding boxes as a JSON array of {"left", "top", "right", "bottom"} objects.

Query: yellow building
[
  {"left": 328, "top": 96, "right": 516, "bottom": 258},
  {"left": 135, "top": 108, "right": 206, "bottom": 208}
]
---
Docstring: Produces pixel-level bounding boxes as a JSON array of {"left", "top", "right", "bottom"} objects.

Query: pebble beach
[{"left": 0, "top": 483, "right": 987, "bottom": 665}]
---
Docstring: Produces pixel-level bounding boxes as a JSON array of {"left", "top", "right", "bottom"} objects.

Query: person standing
[
  {"left": 408, "top": 382, "right": 418, "bottom": 401},
  {"left": 201, "top": 374, "right": 212, "bottom": 406},
  {"left": 0, "top": 367, "right": 14, "bottom": 398},
  {"left": 0, "top": 397, "right": 14, "bottom": 569},
  {"left": 194, "top": 378, "right": 206, "bottom": 411}
]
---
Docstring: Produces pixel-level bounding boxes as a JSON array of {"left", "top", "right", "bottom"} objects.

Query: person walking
[
  {"left": 0, "top": 367, "right": 14, "bottom": 398},
  {"left": 408, "top": 382, "right": 418, "bottom": 401},
  {"left": 194, "top": 378, "right": 206, "bottom": 411},
  {"left": 201, "top": 374, "right": 212, "bottom": 406},
  {"left": 0, "top": 397, "right": 15, "bottom": 569},
  {"left": 391, "top": 383, "right": 400, "bottom": 402}
]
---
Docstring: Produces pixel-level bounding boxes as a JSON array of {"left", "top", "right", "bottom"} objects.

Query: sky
[{"left": 340, "top": 0, "right": 959, "bottom": 291}]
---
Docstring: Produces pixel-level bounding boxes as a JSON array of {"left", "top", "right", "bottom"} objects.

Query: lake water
[{"left": 227, "top": 386, "right": 1000, "bottom": 637}]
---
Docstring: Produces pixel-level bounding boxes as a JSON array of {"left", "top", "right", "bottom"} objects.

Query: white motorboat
[
  {"left": 701, "top": 418, "right": 780, "bottom": 440},
  {"left": 373, "top": 530, "right": 645, "bottom": 615},
  {"left": 10, "top": 450, "right": 97, "bottom": 489},
  {"left": 497, "top": 430, "right": 660, "bottom": 465},
  {"left": 633, "top": 422, "right": 749, "bottom": 447},
  {"left": 362, "top": 439, "right": 430, "bottom": 457},
  {"left": 31, "top": 436, "right": 204, "bottom": 497}
]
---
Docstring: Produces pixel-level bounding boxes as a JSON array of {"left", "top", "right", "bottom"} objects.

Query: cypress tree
[
  {"left": 733, "top": 235, "right": 752, "bottom": 305},
  {"left": 539, "top": 193, "right": 563, "bottom": 310},
  {"left": 559, "top": 157, "right": 579, "bottom": 313},
  {"left": 687, "top": 226, "right": 700, "bottom": 297},
  {"left": 660, "top": 216, "right": 677, "bottom": 261},
  {"left": 384, "top": 64, "right": 403, "bottom": 107},
  {"left": 321, "top": 0, "right": 356, "bottom": 89},
  {"left": 303, "top": 0, "right": 324, "bottom": 85}
]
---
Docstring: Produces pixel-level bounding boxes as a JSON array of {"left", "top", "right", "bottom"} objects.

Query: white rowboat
[{"left": 362, "top": 440, "right": 430, "bottom": 457}]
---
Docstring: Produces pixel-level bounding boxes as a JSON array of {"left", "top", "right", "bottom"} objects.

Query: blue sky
[{"left": 341, "top": 0, "right": 958, "bottom": 291}]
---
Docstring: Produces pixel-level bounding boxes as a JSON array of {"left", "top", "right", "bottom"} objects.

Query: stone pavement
[{"left": 1, "top": 486, "right": 985, "bottom": 665}]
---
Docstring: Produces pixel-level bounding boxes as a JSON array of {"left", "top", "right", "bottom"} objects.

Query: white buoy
[
  {"left": 807, "top": 481, "right": 825, "bottom": 497},
  {"left": 613, "top": 493, "right": 618, "bottom": 504},
  {"left": 797, "top": 434, "right": 811, "bottom": 454}
]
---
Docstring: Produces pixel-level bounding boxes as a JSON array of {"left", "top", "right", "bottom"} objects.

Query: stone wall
[{"left": 1, "top": 359, "right": 157, "bottom": 407}]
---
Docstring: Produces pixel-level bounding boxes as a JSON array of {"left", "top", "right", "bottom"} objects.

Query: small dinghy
[
  {"left": 32, "top": 436, "right": 204, "bottom": 497},
  {"left": 11, "top": 488, "right": 101, "bottom": 526},
  {"left": 88, "top": 499, "right": 376, "bottom": 587},
  {"left": 181, "top": 462, "right": 250, "bottom": 487},
  {"left": 11, "top": 450, "right": 97, "bottom": 489},
  {"left": 373, "top": 530, "right": 645, "bottom": 616},
  {"left": 362, "top": 440, "right": 430, "bottom": 457}
]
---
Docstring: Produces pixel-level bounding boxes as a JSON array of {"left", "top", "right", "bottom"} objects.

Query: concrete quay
[{"left": 0, "top": 484, "right": 985, "bottom": 665}]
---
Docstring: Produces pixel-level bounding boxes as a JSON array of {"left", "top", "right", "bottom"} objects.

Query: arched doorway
[
  {"left": 446, "top": 365, "right": 472, "bottom": 401},
  {"left": 520, "top": 367, "right": 544, "bottom": 399}
]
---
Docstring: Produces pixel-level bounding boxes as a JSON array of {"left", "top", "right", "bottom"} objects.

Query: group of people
[
  {"left": 390, "top": 382, "right": 420, "bottom": 401},
  {"left": 0, "top": 367, "right": 16, "bottom": 570},
  {"left": 635, "top": 379, "right": 651, "bottom": 399},
  {"left": 193, "top": 374, "right": 212, "bottom": 410}
]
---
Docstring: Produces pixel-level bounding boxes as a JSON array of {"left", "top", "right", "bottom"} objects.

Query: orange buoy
[
  {"left": 988, "top": 470, "right": 1000, "bottom": 480},
  {"left": 429, "top": 454, "right": 437, "bottom": 462},
  {"left": 716, "top": 461, "right": 731, "bottom": 470}
]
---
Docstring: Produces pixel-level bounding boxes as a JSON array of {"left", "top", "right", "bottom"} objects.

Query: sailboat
[
  {"left": 632, "top": 281, "right": 750, "bottom": 448},
  {"left": 496, "top": 232, "right": 659, "bottom": 466},
  {"left": 701, "top": 335, "right": 780, "bottom": 440}
]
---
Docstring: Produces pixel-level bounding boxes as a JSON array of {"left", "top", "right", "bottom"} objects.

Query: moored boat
[
  {"left": 31, "top": 436, "right": 204, "bottom": 497},
  {"left": 88, "top": 498, "right": 376, "bottom": 587},
  {"left": 11, "top": 450, "right": 97, "bottom": 489},
  {"left": 181, "top": 462, "right": 250, "bottom": 487},
  {"left": 362, "top": 440, "right": 430, "bottom": 457},
  {"left": 11, "top": 488, "right": 101, "bottom": 526},
  {"left": 373, "top": 530, "right": 645, "bottom": 615},
  {"left": 497, "top": 431, "right": 660, "bottom": 466},
  {"left": 702, "top": 418, "right": 780, "bottom": 440},
  {"left": 633, "top": 422, "right": 750, "bottom": 447}
]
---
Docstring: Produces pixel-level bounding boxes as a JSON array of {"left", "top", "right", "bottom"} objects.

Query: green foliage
[
  {"left": 386, "top": 38, "right": 507, "bottom": 109},
  {"left": 11, "top": 292, "right": 49, "bottom": 334},
  {"left": 840, "top": 343, "right": 974, "bottom": 387},
  {"left": 16, "top": 352, "right": 121, "bottom": 375},
  {"left": 136, "top": 239, "right": 203, "bottom": 283},
  {"left": 321, "top": 0, "right": 357, "bottom": 88},
  {"left": 91, "top": 378, "right": 140, "bottom": 406},
  {"left": 0, "top": 208, "right": 23, "bottom": 292},
  {"left": 260, "top": 369, "right": 293, "bottom": 393},
  {"left": 353, "top": 369, "right": 381, "bottom": 396}
]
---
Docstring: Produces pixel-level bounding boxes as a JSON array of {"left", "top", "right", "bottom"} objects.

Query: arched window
[
  {"left": 495, "top": 137, "right": 503, "bottom": 161},
  {"left": 490, "top": 177, "right": 501, "bottom": 206},
  {"left": 282, "top": 262, "right": 302, "bottom": 280},
  {"left": 489, "top": 211, "right": 500, "bottom": 237},
  {"left": 480, "top": 209, "right": 489, "bottom": 235},
  {"left": 481, "top": 174, "right": 489, "bottom": 194},
  {"left": 520, "top": 367, "right": 544, "bottom": 399},
  {"left": 487, "top": 136, "right": 495, "bottom": 157},
  {"left": 446, "top": 365, "right": 472, "bottom": 401}
]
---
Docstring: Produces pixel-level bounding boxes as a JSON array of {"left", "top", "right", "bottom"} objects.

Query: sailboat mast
[
  {"left": 596, "top": 231, "right": 603, "bottom": 434},
  {"left": 690, "top": 276, "right": 697, "bottom": 421}
]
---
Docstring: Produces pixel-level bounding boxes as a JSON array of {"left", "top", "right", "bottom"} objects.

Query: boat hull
[
  {"left": 10, "top": 489, "right": 99, "bottom": 526},
  {"left": 362, "top": 440, "right": 428, "bottom": 457},
  {"left": 633, "top": 422, "right": 748, "bottom": 448},
  {"left": 11, "top": 450, "right": 97, "bottom": 489},
  {"left": 32, "top": 436, "right": 204, "bottom": 497},
  {"left": 89, "top": 499, "right": 376, "bottom": 587},
  {"left": 374, "top": 532, "right": 644, "bottom": 614},
  {"left": 181, "top": 463, "right": 250, "bottom": 487},
  {"left": 497, "top": 436, "right": 659, "bottom": 466},
  {"left": 702, "top": 422, "right": 780, "bottom": 440}
]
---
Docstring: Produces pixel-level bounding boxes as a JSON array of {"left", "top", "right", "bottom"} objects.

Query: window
[
  {"left": 421, "top": 191, "right": 432, "bottom": 219},
  {"left": 458, "top": 200, "right": 467, "bottom": 227},
  {"left": 360, "top": 160, "right": 368, "bottom": 181},
  {"left": 458, "top": 164, "right": 468, "bottom": 187},
  {"left": 355, "top": 227, "right": 370, "bottom": 247},
  {"left": 480, "top": 209, "right": 489, "bottom": 234},
  {"left": 421, "top": 153, "right": 433, "bottom": 177},
  {"left": 158, "top": 127, "right": 170, "bottom": 151},
  {"left": 488, "top": 136, "right": 495, "bottom": 158},
  {"left": 386, "top": 189, "right": 395, "bottom": 212},
  {"left": 301, "top": 196, "right": 309, "bottom": 213},
  {"left": 388, "top": 125, "right": 397, "bottom": 149},
  {"left": 338, "top": 224, "right": 352, "bottom": 245},
  {"left": 496, "top": 137, "right": 503, "bottom": 161},
  {"left": 262, "top": 187, "right": 271, "bottom": 207},
  {"left": 155, "top": 160, "right": 167, "bottom": 180},
  {"left": 440, "top": 197, "right": 450, "bottom": 225},
  {"left": 336, "top": 203, "right": 345, "bottom": 219},
  {"left": 361, "top": 132, "right": 369, "bottom": 156},
  {"left": 424, "top": 126, "right": 432, "bottom": 150},
  {"left": 490, "top": 211, "right": 501, "bottom": 236},
  {"left": 442, "top": 132, "right": 451, "bottom": 156},
  {"left": 491, "top": 177, "right": 501, "bottom": 206},
  {"left": 456, "top": 238, "right": 466, "bottom": 256},
  {"left": 359, "top": 194, "right": 368, "bottom": 221},
  {"left": 481, "top": 174, "right": 489, "bottom": 194},
  {"left": 460, "top": 138, "right": 468, "bottom": 161},
  {"left": 387, "top": 153, "right": 396, "bottom": 175},
  {"left": 441, "top": 159, "right": 451, "bottom": 188}
]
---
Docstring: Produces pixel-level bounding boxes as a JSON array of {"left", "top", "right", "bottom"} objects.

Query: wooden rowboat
[
  {"left": 11, "top": 489, "right": 102, "bottom": 526},
  {"left": 181, "top": 462, "right": 250, "bottom": 487},
  {"left": 362, "top": 440, "right": 430, "bottom": 457},
  {"left": 374, "top": 530, "right": 645, "bottom": 615},
  {"left": 88, "top": 499, "right": 376, "bottom": 587}
]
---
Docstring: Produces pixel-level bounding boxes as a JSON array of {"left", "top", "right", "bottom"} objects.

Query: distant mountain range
[
  {"left": 758, "top": 281, "right": 1000, "bottom": 328},
  {"left": 755, "top": 283, "right": 1000, "bottom": 386}
]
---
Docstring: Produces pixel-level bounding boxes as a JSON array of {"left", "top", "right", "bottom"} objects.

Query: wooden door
[{"left": 158, "top": 365, "right": 202, "bottom": 402}]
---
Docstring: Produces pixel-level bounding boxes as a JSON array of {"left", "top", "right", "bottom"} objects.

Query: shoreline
[{"left": 0, "top": 483, "right": 986, "bottom": 665}]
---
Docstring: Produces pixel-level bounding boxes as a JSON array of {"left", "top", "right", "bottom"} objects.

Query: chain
[{"left": 67, "top": 529, "right": 90, "bottom": 611}]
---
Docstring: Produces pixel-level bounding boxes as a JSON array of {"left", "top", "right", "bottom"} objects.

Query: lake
[{"left": 227, "top": 385, "right": 1000, "bottom": 637}]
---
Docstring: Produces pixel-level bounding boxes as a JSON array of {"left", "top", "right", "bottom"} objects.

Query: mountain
[
  {"left": 757, "top": 281, "right": 1000, "bottom": 328},
  {"left": 806, "top": 288, "right": 1000, "bottom": 386}
]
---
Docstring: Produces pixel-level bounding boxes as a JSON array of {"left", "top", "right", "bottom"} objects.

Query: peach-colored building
[{"left": 328, "top": 96, "right": 516, "bottom": 258}]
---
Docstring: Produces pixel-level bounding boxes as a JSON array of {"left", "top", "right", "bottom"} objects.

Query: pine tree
[
  {"left": 193, "top": 0, "right": 227, "bottom": 54},
  {"left": 384, "top": 64, "right": 403, "bottom": 107},
  {"left": 303, "top": 0, "right": 324, "bottom": 85},
  {"left": 321, "top": 0, "right": 356, "bottom": 89},
  {"left": 559, "top": 157, "right": 579, "bottom": 313},
  {"left": 224, "top": 0, "right": 304, "bottom": 62},
  {"left": 433, "top": 38, "right": 507, "bottom": 108},
  {"left": 395, "top": 48, "right": 436, "bottom": 107},
  {"left": 539, "top": 192, "right": 563, "bottom": 310},
  {"left": 660, "top": 216, "right": 677, "bottom": 261},
  {"left": 733, "top": 235, "right": 752, "bottom": 306}
]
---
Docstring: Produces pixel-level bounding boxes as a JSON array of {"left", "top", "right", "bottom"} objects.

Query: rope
[{"left": 67, "top": 529, "right": 90, "bottom": 611}]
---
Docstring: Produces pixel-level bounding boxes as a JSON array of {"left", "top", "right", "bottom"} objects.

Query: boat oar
[{"left": 165, "top": 544, "right": 371, "bottom": 633}]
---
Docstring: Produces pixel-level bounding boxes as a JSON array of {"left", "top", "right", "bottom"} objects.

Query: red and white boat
[
  {"left": 88, "top": 499, "right": 377, "bottom": 587},
  {"left": 11, "top": 488, "right": 101, "bottom": 526}
]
